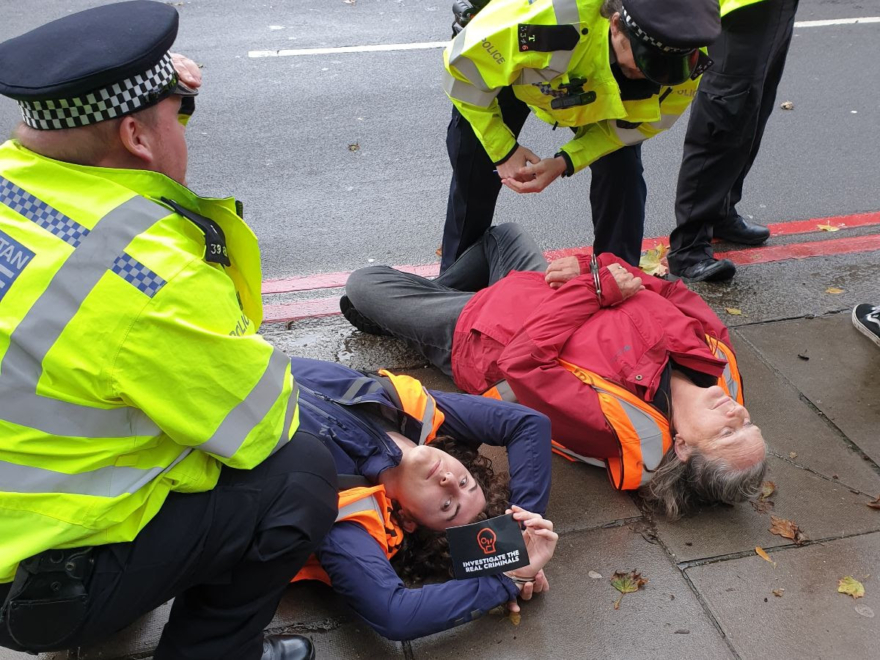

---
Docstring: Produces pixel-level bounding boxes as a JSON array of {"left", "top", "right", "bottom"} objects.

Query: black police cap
[{"left": 0, "top": 0, "right": 196, "bottom": 130}]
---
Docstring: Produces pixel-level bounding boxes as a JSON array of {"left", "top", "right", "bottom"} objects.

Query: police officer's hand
[
  {"left": 607, "top": 263, "right": 645, "bottom": 302},
  {"left": 496, "top": 145, "right": 540, "bottom": 182},
  {"left": 545, "top": 256, "right": 581, "bottom": 289},
  {"left": 170, "top": 53, "right": 202, "bottom": 89},
  {"left": 501, "top": 156, "right": 567, "bottom": 194}
]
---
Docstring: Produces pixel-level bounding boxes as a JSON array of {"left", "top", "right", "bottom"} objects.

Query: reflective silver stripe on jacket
[
  {"left": 336, "top": 493, "right": 383, "bottom": 522},
  {"left": 442, "top": 69, "right": 499, "bottom": 108},
  {"left": 595, "top": 386, "right": 666, "bottom": 485},
  {"left": 711, "top": 344, "right": 739, "bottom": 402},
  {"left": 271, "top": 379, "right": 301, "bottom": 456},
  {"left": 418, "top": 389, "right": 436, "bottom": 445},
  {"left": 492, "top": 380, "right": 517, "bottom": 403},
  {"left": 612, "top": 113, "right": 680, "bottom": 146},
  {"left": 550, "top": 443, "right": 606, "bottom": 469}
]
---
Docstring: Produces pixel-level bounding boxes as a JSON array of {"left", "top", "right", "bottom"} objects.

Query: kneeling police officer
[
  {"left": 0, "top": 2, "right": 337, "bottom": 659},
  {"left": 440, "top": 0, "right": 721, "bottom": 270}
]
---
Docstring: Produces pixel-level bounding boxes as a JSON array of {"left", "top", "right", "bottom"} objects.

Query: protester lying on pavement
[
  {"left": 341, "top": 223, "right": 767, "bottom": 519},
  {"left": 288, "top": 357, "right": 557, "bottom": 641}
]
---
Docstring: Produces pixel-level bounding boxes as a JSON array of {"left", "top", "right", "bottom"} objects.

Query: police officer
[
  {"left": 439, "top": 0, "right": 721, "bottom": 271},
  {"left": 0, "top": 3, "right": 337, "bottom": 659},
  {"left": 668, "top": 0, "right": 800, "bottom": 281}
]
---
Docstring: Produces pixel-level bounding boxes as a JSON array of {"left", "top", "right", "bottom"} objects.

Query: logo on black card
[
  {"left": 476, "top": 528, "right": 497, "bottom": 555},
  {"left": 447, "top": 514, "right": 531, "bottom": 579}
]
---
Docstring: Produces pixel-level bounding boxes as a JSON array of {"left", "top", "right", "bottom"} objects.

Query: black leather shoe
[
  {"left": 261, "top": 634, "right": 316, "bottom": 660},
  {"left": 714, "top": 215, "right": 770, "bottom": 245},
  {"left": 677, "top": 258, "right": 736, "bottom": 282},
  {"left": 339, "top": 295, "right": 390, "bottom": 336}
]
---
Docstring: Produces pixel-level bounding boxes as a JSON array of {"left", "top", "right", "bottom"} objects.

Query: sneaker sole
[{"left": 852, "top": 306, "right": 880, "bottom": 348}]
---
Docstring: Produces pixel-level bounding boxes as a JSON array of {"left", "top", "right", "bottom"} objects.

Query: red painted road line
[
  {"left": 263, "top": 232, "right": 880, "bottom": 324},
  {"left": 261, "top": 211, "right": 880, "bottom": 295}
]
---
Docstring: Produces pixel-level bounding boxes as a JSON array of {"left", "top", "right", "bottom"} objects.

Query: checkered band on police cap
[
  {"left": 19, "top": 52, "right": 177, "bottom": 130},
  {"left": 621, "top": 8, "right": 692, "bottom": 55}
]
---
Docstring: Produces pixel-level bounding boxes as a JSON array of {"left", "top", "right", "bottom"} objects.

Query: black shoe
[
  {"left": 261, "top": 634, "right": 316, "bottom": 660},
  {"left": 853, "top": 304, "right": 880, "bottom": 348},
  {"left": 676, "top": 258, "right": 737, "bottom": 282},
  {"left": 339, "top": 295, "right": 390, "bottom": 336},
  {"left": 714, "top": 215, "right": 770, "bottom": 245}
]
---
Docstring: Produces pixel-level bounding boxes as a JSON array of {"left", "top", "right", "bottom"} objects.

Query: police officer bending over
[
  {"left": 0, "top": 2, "right": 337, "bottom": 659},
  {"left": 438, "top": 0, "right": 720, "bottom": 271}
]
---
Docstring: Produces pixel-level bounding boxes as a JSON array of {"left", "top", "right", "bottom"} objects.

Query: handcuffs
[{"left": 590, "top": 254, "right": 603, "bottom": 305}]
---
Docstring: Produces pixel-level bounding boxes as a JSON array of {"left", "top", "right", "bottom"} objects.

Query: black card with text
[{"left": 446, "top": 513, "right": 530, "bottom": 580}]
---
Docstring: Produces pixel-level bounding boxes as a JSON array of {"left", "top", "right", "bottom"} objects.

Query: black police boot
[
  {"left": 339, "top": 295, "right": 390, "bottom": 336},
  {"left": 714, "top": 215, "right": 771, "bottom": 245},
  {"left": 676, "top": 258, "right": 737, "bottom": 283},
  {"left": 261, "top": 634, "right": 315, "bottom": 660}
]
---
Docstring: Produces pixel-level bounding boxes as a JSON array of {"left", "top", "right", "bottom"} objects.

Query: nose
[
  {"left": 708, "top": 385, "right": 725, "bottom": 397},
  {"left": 440, "top": 471, "right": 453, "bottom": 485}
]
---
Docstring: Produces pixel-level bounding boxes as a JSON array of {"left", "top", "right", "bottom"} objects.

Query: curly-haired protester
[
  {"left": 341, "top": 223, "right": 767, "bottom": 520},
  {"left": 287, "top": 357, "right": 557, "bottom": 641}
]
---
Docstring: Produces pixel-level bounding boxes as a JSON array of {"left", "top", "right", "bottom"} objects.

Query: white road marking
[{"left": 794, "top": 17, "right": 880, "bottom": 28}]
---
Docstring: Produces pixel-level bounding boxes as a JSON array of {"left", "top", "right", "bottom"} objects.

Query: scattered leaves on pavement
[
  {"left": 611, "top": 570, "right": 648, "bottom": 609},
  {"left": 838, "top": 576, "right": 865, "bottom": 599},
  {"left": 789, "top": 452, "right": 798, "bottom": 459},
  {"left": 508, "top": 610, "right": 522, "bottom": 626},
  {"left": 435, "top": 246, "right": 443, "bottom": 257},
  {"left": 855, "top": 605, "right": 875, "bottom": 618},
  {"left": 769, "top": 515, "right": 807, "bottom": 544},
  {"left": 639, "top": 243, "right": 668, "bottom": 277},
  {"left": 780, "top": 101, "right": 794, "bottom": 110},
  {"left": 588, "top": 570, "right": 603, "bottom": 579},
  {"left": 867, "top": 495, "right": 880, "bottom": 510},
  {"left": 826, "top": 287, "right": 845, "bottom": 294},
  {"left": 817, "top": 223, "right": 840, "bottom": 232},
  {"left": 773, "top": 588, "right": 785, "bottom": 597},
  {"left": 751, "top": 499, "right": 775, "bottom": 513},
  {"left": 348, "top": 143, "right": 360, "bottom": 152},
  {"left": 752, "top": 482, "right": 776, "bottom": 513},
  {"left": 755, "top": 546, "right": 776, "bottom": 567},
  {"left": 725, "top": 308, "right": 743, "bottom": 316},
  {"left": 759, "top": 482, "right": 776, "bottom": 500}
]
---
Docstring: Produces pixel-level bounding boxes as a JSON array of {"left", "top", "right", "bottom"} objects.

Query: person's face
[
  {"left": 144, "top": 95, "right": 189, "bottom": 184},
  {"left": 609, "top": 13, "right": 645, "bottom": 80},
  {"left": 674, "top": 385, "right": 766, "bottom": 468},
  {"left": 393, "top": 445, "right": 487, "bottom": 532}
]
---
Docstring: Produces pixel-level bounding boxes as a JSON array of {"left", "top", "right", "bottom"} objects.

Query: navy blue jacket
[{"left": 290, "top": 357, "right": 552, "bottom": 640}]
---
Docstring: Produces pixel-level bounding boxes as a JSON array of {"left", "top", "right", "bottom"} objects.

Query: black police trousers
[
  {"left": 0, "top": 430, "right": 338, "bottom": 660},
  {"left": 441, "top": 86, "right": 647, "bottom": 271},
  {"left": 669, "top": 0, "right": 799, "bottom": 270}
]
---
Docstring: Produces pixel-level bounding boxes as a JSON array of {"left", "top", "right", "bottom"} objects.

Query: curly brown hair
[{"left": 390, "top": 436, "right": 510, "bottom": 584}]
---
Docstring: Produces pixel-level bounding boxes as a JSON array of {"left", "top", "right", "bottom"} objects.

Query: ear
[
  {"left": 609, "top": 12, "right": 622, "bottom": 36},
  {"left": 397, "top": 509, "right": 418, "bottom": 534},
  {"left": 673, "top": 434, "right": 693, "bottom": 462},
  {"left": 118, "top": 115, "right": 155, "bottom": 165}
]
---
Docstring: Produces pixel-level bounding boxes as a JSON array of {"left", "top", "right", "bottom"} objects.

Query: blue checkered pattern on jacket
[
  {"left": 111, "top": 253, "right": 166, "bottom": 298},
  {"left": 0, "top": 177, "right": 91, "bottom": 248}
]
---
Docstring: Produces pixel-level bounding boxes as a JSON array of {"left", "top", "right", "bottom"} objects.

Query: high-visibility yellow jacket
[
  {"left": 0, "top": 140, "right": 300, "bottom": 583},
  {"left": 443, "top": 0, "right": 701, "bottom": 174},
  {"left": 720, "top": 0, "right": 765, "bottom": 18}
]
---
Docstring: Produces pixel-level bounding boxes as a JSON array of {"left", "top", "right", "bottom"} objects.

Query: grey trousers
[{"left": 345, "top": 223, "right": 547, "bottom": 377}]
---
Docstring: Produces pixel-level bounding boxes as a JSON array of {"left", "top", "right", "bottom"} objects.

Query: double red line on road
[{"left": 262, "top": 211, "right": 880, "bottom": 324}]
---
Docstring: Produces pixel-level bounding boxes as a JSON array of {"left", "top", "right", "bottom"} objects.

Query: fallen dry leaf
[
  {"left": 817, "top": 223, "right": 840, "bottom": 232},
  {"left": 508, "top": 610, "right": 522, "bottom": 626},
  {"left": 755, "top": 546, "right": 776, "bottom": 567},
  {"left": 789, "top": 452, "right": 798, "bottom": 459},
  {"left": 588, "top": 570, "right": 603, "bottom": 579},
  {"left": 751, "top": 499, "right": 775, "bottom": 514},
  {"left": 725, "top": 308, "right": 743, "bottom": 316},
  {"left": 826, "top": 287, "right": 845, "bottom": 294},
  {"left": 780, "top": 101, "right": 794, "bottom": 110},
  {"left": 773, "top": 588, "right": 785, "bottom": 597},
  {"left": 759, "top": 481, "right": 776, "bottom": 500},
  {"left": 348, "top": 142, "right": 360, "bottom": 152},
  {"left": 838, "top": 576, "right": 865, "bottom": 599},
  {"left": 770, "top": 515, "right": 807, "bottom": 544},
  {"left": 639, "top": 243, "right": 668, "bottom": 277},
  {"left": 867, "top": 495, "right": 880, "bottom": 510},
  {"left": 611, "top": 570, "right": 648, "bottom": 609}
]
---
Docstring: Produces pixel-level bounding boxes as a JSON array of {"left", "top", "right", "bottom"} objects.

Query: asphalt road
[{"left": 1, "top": 0, "right": 878, "bottom": 280}]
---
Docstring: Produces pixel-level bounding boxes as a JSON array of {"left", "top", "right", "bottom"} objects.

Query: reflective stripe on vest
[
  {"left": 707, "top": 335, "right": 744, "bottom": 405},
  {"left": 377, "top": 370, "right": 446, "bottom": 444},
  {"left": 293, "top": 485, "right": 403, "bottom": 586}
]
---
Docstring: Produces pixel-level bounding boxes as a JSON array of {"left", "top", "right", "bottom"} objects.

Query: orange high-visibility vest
[
  {"left": 376, "top": 369, "right": 446, "bottom": 445},
  {"left": 293, "top": 484, "right": 404, "bottom": 585},
  {"left": 484, "top": 337, "right": 743, "bottom": 491}
]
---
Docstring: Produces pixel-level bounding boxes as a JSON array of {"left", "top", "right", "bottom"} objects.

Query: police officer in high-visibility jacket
[
  {"left": 0, "top": 3, "right": 336, "bottom": 659},
  {"left": 668, "top": 0, "right": 800, "bottom": 281},
  {"left": 439, "top": 0, "right": 720, "bottom": 271}
]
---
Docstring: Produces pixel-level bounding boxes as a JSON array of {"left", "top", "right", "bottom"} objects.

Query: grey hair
[
  {"left": 640, "top": 447, "right": 768, "bottom": 520},
  {"left": 600, "top": 0, "right": 624, "bottom": 20}
]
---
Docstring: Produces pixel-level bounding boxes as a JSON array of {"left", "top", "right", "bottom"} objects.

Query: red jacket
[{"left": 451, "top": 254, "right": 732, "bottom": 459}]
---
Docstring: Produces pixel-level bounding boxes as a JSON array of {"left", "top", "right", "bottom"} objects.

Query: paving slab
[
  {"left": 410, "top": 525, "right": 733, "bottom": 660},
  {"left": 730, "top": 330, "right": 880, "bottom": 495},
  {"left": 656, "top": 456, "right": 880, "bottom": 563},
  {"left": 686, "top": 531, "right": 880, "bottom": 660},
  {"left": 737, "top": 313, "right": 880, "bottom": 466}
]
